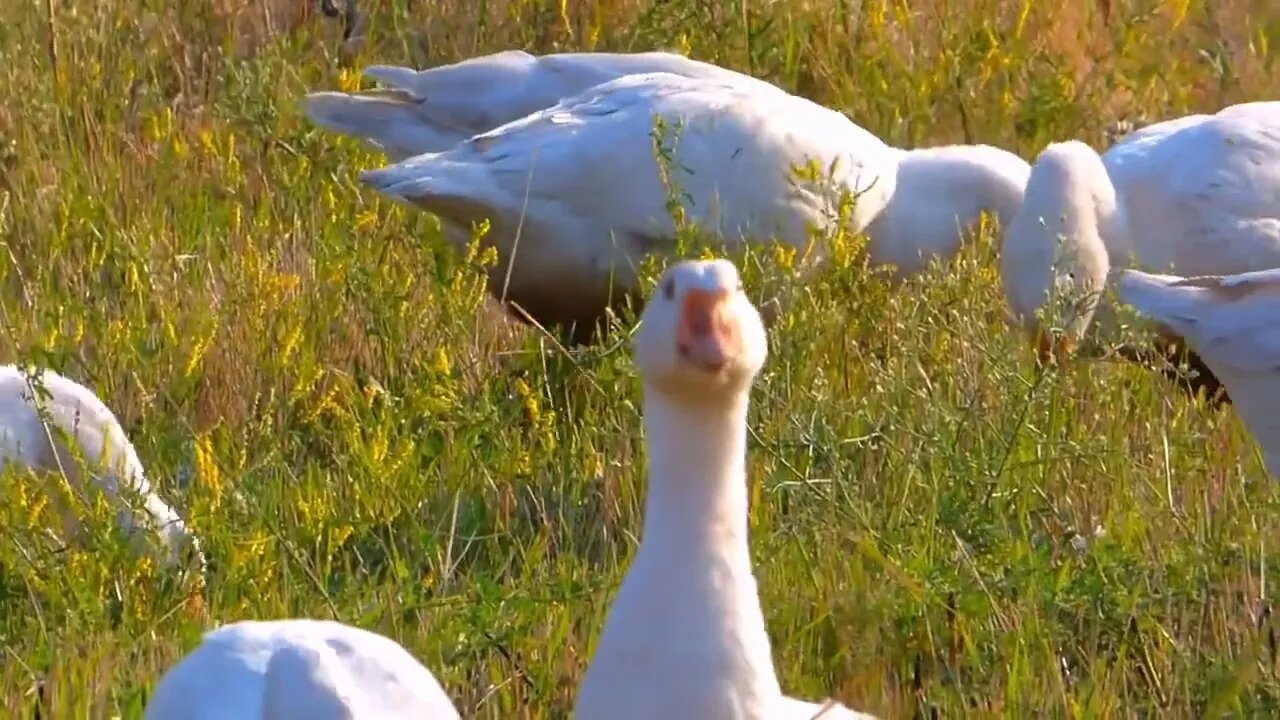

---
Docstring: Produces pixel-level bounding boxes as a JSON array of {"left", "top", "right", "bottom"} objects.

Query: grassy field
[{"left": 2, "top": 0, "right": 1280, "bottom": 717}]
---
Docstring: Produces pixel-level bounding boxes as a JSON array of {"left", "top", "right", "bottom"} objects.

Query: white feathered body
[
  {"left": 1102, "top": 101, "right": 1280, "bottom": 275},
  {"left": 577, "top": 536, "right": 875, "bottom": 720},
  {"left": 360, "top": 72, "right": 894, "bottom": 332},
  {"left": 1000, "top": 102, "right": 1280, "bottom": 350},
  {"left": 143, "top": 619, "right": 460, "bottom": 720},
  {"left": 320, "top": 55, "right": 1028, "bottom": 339},
  {"left": 261, "top": 641, "right": 358, "bottom": 720}
]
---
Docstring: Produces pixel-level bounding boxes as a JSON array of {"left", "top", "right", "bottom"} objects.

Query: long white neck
[
  {"left": 572, "top": 374, "right": 780, "bottom": 719},
  {"left": 868, "top": 145, "right": 1030, "bottom": 278},
  {"left": 638, "top": 386, "right": 752, "bottom": 553}
]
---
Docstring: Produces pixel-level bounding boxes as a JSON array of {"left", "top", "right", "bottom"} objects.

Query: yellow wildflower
[
  {"left": 431, "top": 346, "right": 452, "bottom": 376},
  {"left": 193, "top": 433, "right": 222, "bottom": 511},
  {"left": 337, "top": 67, "right": 362, "bottom": 93}
]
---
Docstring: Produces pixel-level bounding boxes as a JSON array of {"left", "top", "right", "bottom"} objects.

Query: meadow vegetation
[{"left": 2, "top": 0, "right": 1280, "bottom": 716}]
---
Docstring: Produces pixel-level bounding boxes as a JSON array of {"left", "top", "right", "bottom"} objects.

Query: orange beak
[
  {"left": 1034, "top": 328, "right": 1076, "bottom": 368},
  {"left": 676, "top": 288, "right": 736, "bottom": 372}
]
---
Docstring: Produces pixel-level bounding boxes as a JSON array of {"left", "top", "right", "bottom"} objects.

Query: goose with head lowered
[
  {"left": 1000, "top": 101, "right": 1280, "bottom": 399},
  {"left": 1118, "top": 267, "right": 1280, "bottom": 478},
  {"left": 1001, "top": 141, "right": 1115, "bottom": 367},
  {"left": 0, "top": 364, "right": 205, "bottom": 575},
  {"left": 572, "top": 257, "right": 875, "bottom": 720},
  {"left": 143, "top": 618, "right": 461, "bottom": 719},
  {"left": 353, "top": 70, "right": 1027, "bottom": 344}
]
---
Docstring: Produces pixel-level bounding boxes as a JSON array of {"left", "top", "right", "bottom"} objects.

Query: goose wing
[
  {"left": 359, "top": 71, "right": 893, "bottom": 259},
  {"left": 306, "top": 50, "right": 778, "bottom": 159},
  {"left": 1118, "top": 267, "right": 1280, "bottom": 373}
]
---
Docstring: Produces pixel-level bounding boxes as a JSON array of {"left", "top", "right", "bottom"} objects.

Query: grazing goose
[
  {"left": 1001, "top": 141, "right": 1116, "bottom": 366},
  {"left": 0, "top": 364, "right": 205, "bottom": 574},
  {"left": 1118, "top": 268, "right": 1280, "bottom": 477},
  {"left": 573, "top": 258, "right": 874, "bottom": 719},
  {"left": 1000, "top": 102, "right": 1280, "bottom": 394},
  {"left": 143, "top": 619, "right": 461, "bottom": 719},
  {"left": 357, "top": 71, "right": 1028, "bottom": 343},
  {"left": 306, "top": 49, "right": 784, "bottom": 161}
]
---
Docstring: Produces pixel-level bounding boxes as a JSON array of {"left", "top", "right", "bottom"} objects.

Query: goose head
[
  {"left": 1000, "top": 141, "right": 1117, "bottom": 366},
  {"left": 633, "top": 258, "right": 768, "bottom": 402}
]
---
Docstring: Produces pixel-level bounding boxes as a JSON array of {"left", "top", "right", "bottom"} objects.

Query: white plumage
[
  {"left": 143, "top": 618, "right": 461, "bottom": 720},
  {"left": 573, "top": 258, "right": 874, "bottom": 720},
  {"left": 1101, "top": 101, "right": 1280, "bottom": 275},
  {"left": 1118, "top": 268, "right": 1280, "bottom": 477},
  {"left": 1001, "top": 101, "right": 1280, "bottom": 360},
  {"left": 354, "top": 70, "right": 1026, "bottom": 342},
  {"left": 1000, "top": 141, "right": 1117, "bottom": 363},
  {"left": 0, "top": 364, "right": 204, "bottom": 572},
  {"left": 261, "top": 642, "right": 358, "bottom": 719},
  {"left": 305, "top": 49, "right": 784, "bottom": 160}
]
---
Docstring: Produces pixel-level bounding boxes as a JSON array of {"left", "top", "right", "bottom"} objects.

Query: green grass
[{"left": 3, "top": 0, "right": 1280, "bottom": 717}]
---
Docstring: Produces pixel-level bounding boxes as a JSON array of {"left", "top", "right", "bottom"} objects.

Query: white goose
[
  {"left": 143, "top": 618, "right": 461, "bottom": 719},
  {"left": 306, "top": 49, "right": 784, "bottom": 161},
  {"left": 573, "top": 258, "right": 875, "bottom": 720},
  {"left": 0, "top": 364, "right": 205, "bottom": 573},
  {"left": 1000, "top": 101, "right": 1280, "bottom": 379},
  {"left": 354, "top": 70, "right": 1028, "bottom": 343},
  {"left": 1001, "top": 141, "right": 1116, "bottom": 365},
  {"left": 1118, "top": 267, "right": 1280, "bottom": 477}
]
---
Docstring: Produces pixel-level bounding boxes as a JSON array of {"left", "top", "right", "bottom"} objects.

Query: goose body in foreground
[
  {"left": 0, "top": 364, "right": 204, "bottom": 573},
  {"left": 261, "top": 642, "right": 362, "bottom": 719},
  {"left": 358, "top": 71, "right": 1027, "bottom": 343},
  {"left": 306, "top": 49, "right": 783, "bottom": 161},
  {"left": 1001, "top": 102, "right": 1280, "bottom": 363},
  {"left": 1118, "top": 268, "right": 1280, "bottom": 477},
  {"left": 143, "top": 618, "right": 460, "bottom": 720},
  {"left": 572, "top": 258, "right": 874, "bottom": 720}
]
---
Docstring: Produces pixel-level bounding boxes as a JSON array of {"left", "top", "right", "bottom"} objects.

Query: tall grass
[{"left": 1, "top": 0, "right": 1279, "bottom": 716}]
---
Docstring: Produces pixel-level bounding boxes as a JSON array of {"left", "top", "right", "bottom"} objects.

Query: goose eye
[{"left": 662, "top": 278, "right": 675, "bottom": 301}]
